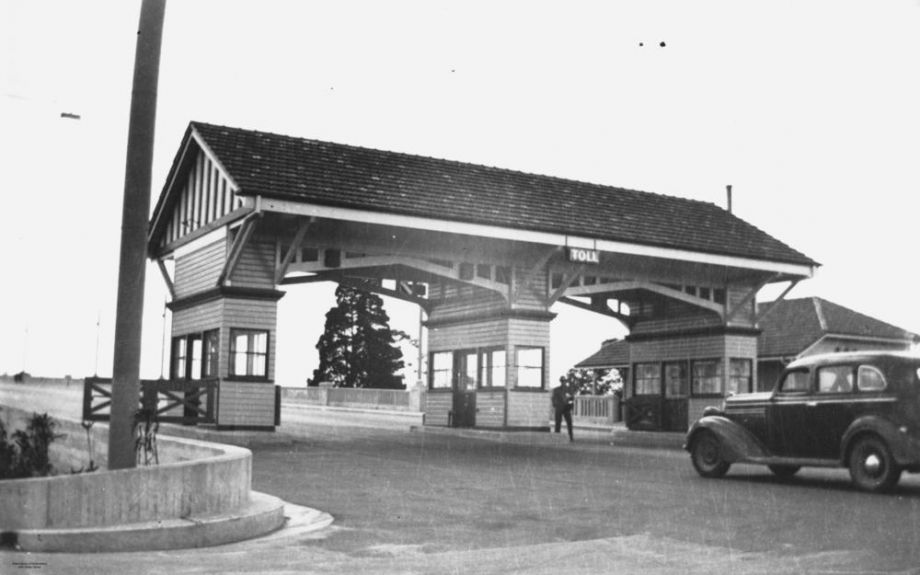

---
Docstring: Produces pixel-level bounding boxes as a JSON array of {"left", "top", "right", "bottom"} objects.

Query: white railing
[
  {"left": 573, "top": 395, "right": 621, "bottom": 424},
  {"left": 283, "top": 386, "right": 411, "bottom": 410}
]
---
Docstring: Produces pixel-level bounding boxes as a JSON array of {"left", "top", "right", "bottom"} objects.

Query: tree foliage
[
  {"left": 309, "top": 285, "right": 407, "bottom": 389},
  {"left": 558, "top": 367, "right": 623, "bottom": 397}
]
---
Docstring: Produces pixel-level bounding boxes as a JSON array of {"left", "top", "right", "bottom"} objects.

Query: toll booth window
[
  {"left": 634, "top": 363, "right": 661, "bottom": 396},
  {"left": 229, "top": 329, "right": 269, "bottom": 379},
  {"left": 203, "top": 330, "right": 219, "bottom": 378},
  {"left": 483, "top": 349, "right": 506, "bottom": 388},
  {"left": 430, "top": 352, "right": 452, "bottom": 390},
  {"left": 857, "top": 365, "right": 887, "bottom": 392},
  {"left": 728, "top": 359, "right": 752, "bottom": 395},
  {"left": 516, "top": 347, "right": 544, "bottom": 389},
  {"left": 691, "top": 359, "right": 723, "bottom": 396},
  {"left": 664, "top": 362, "right": 688, "bottom": 397},
  {"left": 779, "top": 370, "right": 810, "bottom": 393},
  {"left": 171, "top": 337, "right": 187, "bottom": 379}
]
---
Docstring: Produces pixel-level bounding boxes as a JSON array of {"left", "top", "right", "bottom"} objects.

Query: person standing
[{"left": 552, "top": 379, "right": 575, "bottom": 441}]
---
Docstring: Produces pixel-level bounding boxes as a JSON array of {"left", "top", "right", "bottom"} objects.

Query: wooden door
[{"left": 452, "top": 351, "right": 478, "bottom": 427}]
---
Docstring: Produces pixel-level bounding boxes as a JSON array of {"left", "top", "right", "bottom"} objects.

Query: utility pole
[{"left": 108, "top": 0, "right": 166, "bottom": 470}]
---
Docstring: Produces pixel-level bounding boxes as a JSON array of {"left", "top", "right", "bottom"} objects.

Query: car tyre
[
  {"left": 848, "top": 435, "right": 901, "bottom": 493},
  {"left": 691, "top": 430, "right": 730, "bottom": 478},
  {"left": 767, "top": 464, "right": 800, "bottom": 478}
]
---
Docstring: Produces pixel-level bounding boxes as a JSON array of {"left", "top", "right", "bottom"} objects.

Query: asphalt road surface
[{"left": 3, "top": 381, "right": 920, "bottom": 574}]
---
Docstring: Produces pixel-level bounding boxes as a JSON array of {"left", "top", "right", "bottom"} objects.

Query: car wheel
[
  {"left": 848, "top": 435, "right": 902, "bottom": 493},
  {"left": 691, "top": 430, "right": 731, "bottom": 478},
  {"left": 767, "top": 464, "right": 800, "bottom": 478}
]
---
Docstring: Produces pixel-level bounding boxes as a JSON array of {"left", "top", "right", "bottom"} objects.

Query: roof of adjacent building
[
  {"left": 152, "top": 121, "right": 818, "bottom": 267},
  {"left": 575, "top": 339, "right": 630, "bottom": 369},
  {"left": 757, "top": 297, "right": 919, "bottom": 358},
  {"left": 574, "top": 297, "right": 919, "bottom": 368}
]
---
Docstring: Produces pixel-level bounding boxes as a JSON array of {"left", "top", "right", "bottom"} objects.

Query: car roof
[{"left": 786, "top": 350, "right": 920, "bottom": 370}]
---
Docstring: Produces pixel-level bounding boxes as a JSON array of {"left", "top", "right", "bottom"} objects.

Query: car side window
[
  {"left": 817, "top": 365, "right": 853, "bottom": 394},
  {"left": 857, "top": 365, "right": 887, "bottom": 392},
  {"left": 778, "top": 369, "right": 810, "bottom": 393}
]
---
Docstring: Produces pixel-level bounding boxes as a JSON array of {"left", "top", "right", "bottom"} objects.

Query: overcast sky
[{"left": 2, "top": 0, "right": 919, "bottom": 385}]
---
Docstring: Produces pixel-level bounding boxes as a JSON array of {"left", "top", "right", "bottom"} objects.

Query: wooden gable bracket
[
  {"left": 274, "top": 218, "right": 314, "bottom": 285},
  {"left": 217, "top": 209, "right": 262, "bottom": 287},
  {"left": 510, "top": 248, "right": 561, "bottom": 307},
  {"left": 544, "top": 265, "right": 587, "bottom": 306},
  {"left": 558, "top": 296, "right": 635, "bottom": 328},
  {"left": 724, "top": 273, "right": 781, "bottom": 324},
  {"left": 156, "top": 258, "right": 175, "bottom": 300},
  {"left": 754, "top": 279, "right": 800, "bottom": 324}
]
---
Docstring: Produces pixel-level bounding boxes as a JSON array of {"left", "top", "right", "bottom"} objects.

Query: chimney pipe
[{"left": 726, "top": 184, "right": 733, "bottom": 213}]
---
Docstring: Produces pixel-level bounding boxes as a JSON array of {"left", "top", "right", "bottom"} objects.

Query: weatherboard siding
[
  {"left": 229, "top": 235, "right": 276, "bottom": 289},
  {"left": 217, "top": 381, "right": 276, "bottom": 427},
  {"left": 174, "top": 239, "right": 226, "bottom": 298},
  {"left": 425, "top": 392, "right": 452, "bottom": 426},
  {"left": 475, "top": 391, "right": 506, "bottom": 427}
]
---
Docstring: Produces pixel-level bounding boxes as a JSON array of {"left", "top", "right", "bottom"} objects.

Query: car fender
[
  {"left": 686, "top": 416, "right": 770, "bottom": 462},
  {"left": 841, "top": 415, "right": 920, "bottom": 467}
]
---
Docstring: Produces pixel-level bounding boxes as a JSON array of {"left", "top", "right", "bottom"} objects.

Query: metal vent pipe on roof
[{"left": 726, "top": 184, "right": 733, "bottom": 213}]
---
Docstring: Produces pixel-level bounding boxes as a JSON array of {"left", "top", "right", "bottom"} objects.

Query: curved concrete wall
[{"left": 0, "top": 407, "right": 252, "bottom": 531}]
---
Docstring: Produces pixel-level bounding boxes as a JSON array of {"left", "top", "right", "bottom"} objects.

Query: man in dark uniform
[{"left": 552, "top": 379, "right": 575, "bottom": 441}]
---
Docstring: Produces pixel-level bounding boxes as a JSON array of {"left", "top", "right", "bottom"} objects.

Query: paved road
[{"left": 4, "top": 381, "right": 920, "bottom": 574}]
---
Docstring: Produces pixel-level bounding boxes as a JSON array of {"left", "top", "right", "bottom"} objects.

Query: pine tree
[{"left": 310, "top": 285, "right": 406, "bottom": 389}]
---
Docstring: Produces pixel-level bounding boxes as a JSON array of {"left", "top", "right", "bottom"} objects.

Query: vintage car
[{"left": 685, "top": 351, "right": 920, "bottom": 492}]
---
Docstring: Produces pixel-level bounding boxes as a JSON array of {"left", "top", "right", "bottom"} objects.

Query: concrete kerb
[
  {"left": 412, "top": 423, "right": 686, "bottom": 451},
  {"left": 11, "top": 491, "right": 291, "bottom": 553},
  {"left": 0, "top": 407, "right": 331, "bottom": 553}
]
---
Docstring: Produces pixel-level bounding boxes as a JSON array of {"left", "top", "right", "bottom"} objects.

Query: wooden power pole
[{"left": 108, "top": 0, "right": 166, "bottom": 470}]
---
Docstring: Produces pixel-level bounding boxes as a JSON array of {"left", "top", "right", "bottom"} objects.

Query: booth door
[
  {"left": 452, "top": 351, "right": 478, "bottom": 428},
  {"left": 661, "top": 361, "right": 689, "bottom": 432},
  {"left": 626, "top": 363, "right": 663, "bottom": 430}
]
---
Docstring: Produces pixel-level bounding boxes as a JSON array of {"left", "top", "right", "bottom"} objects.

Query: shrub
[{"left": 0, "top": 412, "right": 64, "bottom": 479}]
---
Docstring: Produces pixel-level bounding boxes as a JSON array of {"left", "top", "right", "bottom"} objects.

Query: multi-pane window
[
  {"left": 203, "top": 330, "right": 219, "bottom": 378},
  {"left": 634, "top": 363, "right": 661, "bottom": 396},
  {"left": 171, "top": 331, "right": 220, "bottom": 380},
  {"left": 515, "top": 347, "right": 544, "bottom": 389},
  {"left": 229, "top": 329, "right": 269, "bottom": 378},
  {"left": 430, "top": 351, "right": 452, "bottom": 390},
  {"left": 728, "top": 358, "right": 753, "bottom": 395},
  {"left": 664, "top": 362, "right": 688, "bottom": 397},
  {"left": 483, "top": 349, "right": 506, "bottom": 388},
  {"left": 171, "top": 337, "right": 187, "bottom": 379},
  {"left": 691, "top": 359, "right": 723, "bottom": 396},
  {"left": 189, "top": 335, "right": 203, "bottom": 381}
]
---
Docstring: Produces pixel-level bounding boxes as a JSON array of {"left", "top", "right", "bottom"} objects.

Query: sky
[{"left": 1, "top": 0, "right": 919, "bottom": 386}]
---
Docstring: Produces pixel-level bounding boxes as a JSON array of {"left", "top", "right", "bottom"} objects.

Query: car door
[
  {"left": 769, "top": 367, "right": 814, "bottom": 457},
  {"left": 807, "top": 364, "right": 857, "bottom": 459}
]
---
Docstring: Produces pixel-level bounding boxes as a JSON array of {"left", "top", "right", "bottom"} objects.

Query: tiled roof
[
  {"left": 757, "top": 297, "right": 918, "bottom": 358},
  {"left": 177, "top": 122, "right": 817, "bottom": 267},
  {"left": 573, "top": 297, "right": 918, "bottom": 367},
  {"left": 575, "top": 339, "right": 630, "bottom": 369}
]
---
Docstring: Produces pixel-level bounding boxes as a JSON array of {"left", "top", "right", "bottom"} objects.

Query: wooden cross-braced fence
[{"left": 83, "top": 376, "right": 219, "bottom": 425}]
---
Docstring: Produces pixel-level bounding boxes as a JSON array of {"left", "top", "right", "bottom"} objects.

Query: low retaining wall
[{"left": 0, "top": 406, "right": 251, "bottom": 531}]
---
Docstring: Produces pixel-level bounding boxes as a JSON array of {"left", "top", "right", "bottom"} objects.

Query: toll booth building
[{"left": 147, "top": 122, "right": 818, "bottom": 430}]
